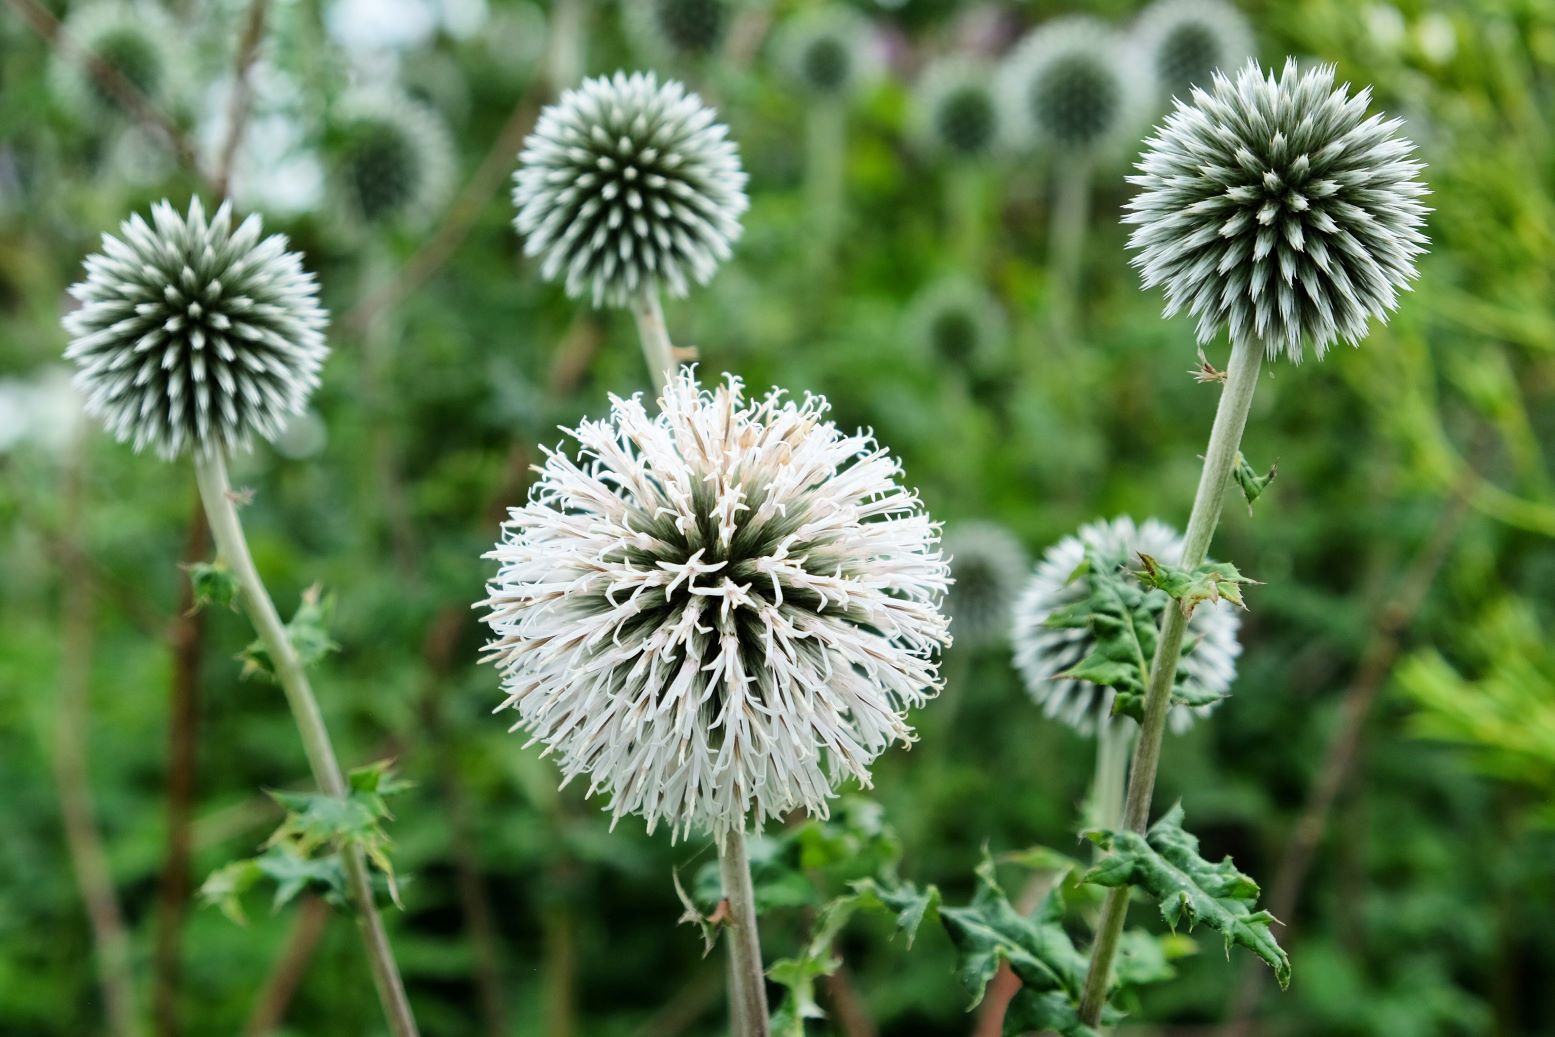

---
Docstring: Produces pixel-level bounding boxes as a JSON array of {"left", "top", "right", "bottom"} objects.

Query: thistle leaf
[
  {"left": 1232, "top": 452, "right": 1278, "bottom": 510},
  {"left": 239, "top": 584, "right": 339, "bottom": 679},
  {"left": 1134, "top": 555, "right": 1258, "bottom": 617}
]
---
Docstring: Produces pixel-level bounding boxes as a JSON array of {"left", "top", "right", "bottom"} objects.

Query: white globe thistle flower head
[
  {"left": 998, "top": 16, "right": 1148, "bottom": 159},
  {"left": 513, "top": 71, "right": 748, "bottom": 308},
  {"left": 774, "top": 6, "right": 881, "bottom": 100},
  {"left": 905, "top": 275, "right": 1008, "bottom": 373},
  {"left": 1132, "top": 0, "right": 1255, "bottom": 105},
  {"left": 479, "top": 369, "right": 951, "bottom": 841},
  {"left": 50, "top": 1, "right": 183, "bottom": 119},
  {"left": 63, "top": 197, "right": 329, "bottom": 459},
  {"left": 943, "top": 522, "right": 1028, "bottom": 649},
  {"left": 1125, "top": 59, "right": 1430, "bottom": 362},
  {"left": 1011, "top": 516, "right": 1240, "bottom": 736},
  {"left": 331, "top": 89, "right": 456, "bottom": 229},
  {"left": 911, "top": 57, "right": 1003, "bottom": 163},
  {"left": 624, "top": 0, "right": 730, "bottom": 63}
]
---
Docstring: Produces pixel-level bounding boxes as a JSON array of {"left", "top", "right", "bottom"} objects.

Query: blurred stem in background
[
  {"left": 546, "top": 0, "right": 586, "bottom": 90},
  {"left": 356, "top": 248, "right": 419, "bottom": 572},
  {"left": 1079, "top": 334, "right": 1264, "bottom": 1025},
  {"left": 948, "top": 165, "right": 989, "bottom": 272},
  {"left": 52, "top": 417, "right": 142, "bottom": 1037},
  {"left": 1047, "top": 161, "right": 1091, "bottom": 347},
  {"left": 1089, "top": 717, "right": 1134, "bottom": 837},
  {"left": 807, "top": 100, "right": 847, "bottom": 276},
  {"left": 192, "top": 450, "right": 421, "bottom": 1037}
]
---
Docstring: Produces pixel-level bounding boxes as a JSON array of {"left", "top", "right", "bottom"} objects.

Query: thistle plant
[
  {"left": 905, "top": 274, "right": 1008, "bottom": 376},
  {"left": 50, "top": 0, "right": 180, "bottom": 119},
  {"left": 62, "top": 197, "right": 421, "bottom": 1037},
  {"left": 944, "top": 522, "right": 1028, "bottom": 650},
  {"left": 1075, "top": 60, "right": 1428, "bottom": 1024},
  {"left": 774, "top": 6, "right": 877, "bottom": 265},
  {"left": 512, "top": 71, "right": 747, "bottom": 389},
  {"left": 999, "top": 17, "right": 1145, "bottom": 340},
  {"left": 623, "top": 0, "right": 729, "bottom": 65},
  {"left": 480, "top": 370, "right": 950, "bottom": 1034},
  {"left": 1132, "top": 0, "right": 1255, "bottom": 105},
  {"left": 331, "top": 90, "right": 455, "bottom": 230},
  {"left": 911, "top": 58, "right": 1004, "bottom": 264}
]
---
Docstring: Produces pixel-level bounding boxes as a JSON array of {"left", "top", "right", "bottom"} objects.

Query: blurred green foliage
[{"left": 3, "top": 0, "right": 1555, "bottom": 1035}]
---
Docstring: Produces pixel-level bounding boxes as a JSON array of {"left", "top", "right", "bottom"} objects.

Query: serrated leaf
[
  {"left": 184, "top": 560, "right": 239, "bottom": 612},
  {"left": 239, "top": 584, "right": 339, "bottom": 680},
  {"left": 849, "top": 878, "right": 940, "bottom": 948},
  {"left": 1084, "top": 803, "right": 1290, "bottom": 989},
  {"left": 1233, "top": 452, "right": 1278, "bottom": 509},
  {"left": 1134, "top": 555, "right": 1257, "bottom": 617},
  {"left": 1003, "top": 989, "right": 1106, "bottom": 1037}
]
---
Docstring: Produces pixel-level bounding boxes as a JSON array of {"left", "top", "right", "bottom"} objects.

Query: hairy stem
[
  {"left": 719, "top": 829, "right": 770, "bottom": 1037},
  {"left": 192, "top": 450, "right": 420, "bottom": 1037},
  {"left": 1077, "top": 335, "right": 1264, "bottom": 1024},
  {"left": 631, "top": 288, "right": 677, "bottom": 396}
]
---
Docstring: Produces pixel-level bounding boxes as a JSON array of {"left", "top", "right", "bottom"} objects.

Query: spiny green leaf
[
  {"left": 183, "top": 560, "right": 238, "bottom": 612},
  {"left": 849, "top": 878, "right": 940, "bottom": 948},
  {"left": 239, "top": 583, "right": 339, "bottom": 680},
  {"left": 1233, "top": 452, "right": 1278, "bottom": 509},
  {"left": 1084, "top": 803, "right": 1290, "bottom": 988},
  {"left": 1003, "top": 989, "right": 1105, "bottom": 1037},
  {"left": 1134, "top": 555, "right": 1258, "bottom": 617}
]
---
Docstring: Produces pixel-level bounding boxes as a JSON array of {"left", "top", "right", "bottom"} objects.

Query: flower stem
[
  {"left": 1048, "top": 161, "right": 1091, "bottom": 347},
  {"left": 948, "top": 164, "right": 988, "bottom": 271},
  {"left": 1077, "top": 335, "right": 1264, "bottom": 1025},
  {"left": 719, "top": 829, "right": 770, "bottom": 1037},
  {"left": 630, "top": 288, "right": 677, "bottom": 396},
  {"left": 807, "top": 100, "right": 847, "bottom": 272},
  {"left": 192, "top": 449, "right": 420, "bottom": 1037}
]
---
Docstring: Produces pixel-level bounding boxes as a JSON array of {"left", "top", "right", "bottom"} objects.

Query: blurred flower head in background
[
  {"left": 905, "top": 274, "right": 1008, "bottom": 374},
  {"left": 998, "top": 15, "right": 1147, "bottom": 159},
  {"left": 480, "top": 370, "right": 950, "bottom": 840},
  {"left": 775, "top": 6, "right": 880, "bottom": 99},
  {"left": 944, "top": 522, "right": 1028, "bottom": 648},
  {"left": 1125, "top": 59, "right": 1430, "bottom": 361},
  {"left": 51, "top": 1, "right": 183, "bottom": 120},
  {"left": 911, "top": 57, "right": 1004, "bottom": 161},
  {"left": 1131, "top": 0, "right": 1255, "bottom": 105},
  {"left": 330, "top": 89, "right": 456, "bottom": 229},
  {"left": 62, "top": 198, "right": 329, "bottom": 459},
  {"left": 1012, "top": 515, "right": 1241, "bottom": 735},
  {"left": 512, "top": 71, "right": 748, "bottom": 307},
  {"left": 624, "top": 0, "right": 730, "bottom": 63}
]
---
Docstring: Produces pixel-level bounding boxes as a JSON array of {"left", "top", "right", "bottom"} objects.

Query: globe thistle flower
[
  {"left": 1125, "top": 59, "right": 1429, "bottom": 361},
  {"left": 51, "top": 1, "right": 181, "bottom": 118},
  {"left": 331, "top": 90, "right": 455, "bottom": 228},
  {"left": 624, "top": 0, "right": 729, "bottom": 62},
  {"left": 63, "top": 197, "right": 328, "bottom": 458},
  {"left": 480, "top": 370, "right": 950, "bottom": 840},
  {"left": 911, "top": 58, "right": 1003, "bottom": 162},
  {"left": 998, "top": 16, "right": 1146, "bottom": 158},
  {"left": 1012, "top": 516, "right": 1240, "bottom": 735},
  {"left": 944, "top": 522, "right": 1028, "bottom": 648},
  {"left": 774, "top": 6, "right": 879, "bottom": 99},
  {"left": 905, "top": 275, "right": 1007, "bottom": 373},
  {"left": 513, "top": 71, "right": 748, "bottom": 308},
  {"left": 1132, "top": 0, "right": 1254, "bottom": 103}
]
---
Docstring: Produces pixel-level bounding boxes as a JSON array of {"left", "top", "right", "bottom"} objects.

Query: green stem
[
  {"left": 807, "top": 100, "right": 847, "bottom": 272},
  {"left": 719, "top": 829, "right": 770, "bottom": 1037},
  {"left": 630, "top": 287, "right": 677, "bottom": 396},
  {"left": 1077, "top": 336, "right": 1264, "bottom": 1025},
  {"left": 947, "top": 164, "right": 988, "bottom": 271},
  {"left": 192, "top": 449, "right": 420, "bottom": 1037},
  {"left": 1048, "top": 161, "right": 1092, "bottom": 347}
]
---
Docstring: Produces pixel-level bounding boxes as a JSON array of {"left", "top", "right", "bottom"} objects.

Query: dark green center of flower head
[
  {"left": 1031, "top": 53, "right": 1120, "bottom": 149},
  {"left": 929, "top": 307, "right": 980, "bottom": 365},
  {"left": 653, "top": 0, "right": 726, "bottom": 54},
  {"left": 90, "top": 29, "right": 161, "bottom": 112},
  {"left": 343, "top": 119, "right": 421, "bottom": 224},
  {"left": 1157, "top": 20, "right": 1222, "bottom": 97},
  {"left": 802, "top": 35, "right": 853, "bottom": 93},
  {"left": 935, "top": 86, "right": 997, "bottom": 157}
]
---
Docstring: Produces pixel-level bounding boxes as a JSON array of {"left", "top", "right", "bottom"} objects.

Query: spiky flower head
[
  {"left": 331, "top": 90, "right": 455, "bottom": 228},
  {"left": 1011, "top": 516, "right": 1240, "bottom": 735},
  {"left": 513, "top": 71, "right": 748, "bottom": 308},
  {"left": 911, "top": 58, "right": 1003, "bottom": 162},
  {"left": 1133, "top": 0, "right": 1254, "bottom": 103},
  {"left": 775, "top": 7, "right": 878, "bottom": 99},
  {"left": 51, "top": 1, "right": 180, "bottom": 118},
  {"left": 998, "top": 17, "right": 1145, "bottom": 157},
  {"left": 480, "top": 370, "right": 950, "bottom": 840},
  {"left": 905, "top": 275, "right": 1008, "bottom": 373},
  {"left": 63, "top": 197, "right": 328, "bottom": 459},
  {"left": 944, "top": 522, "right": 1028, "bottom": 648},
  {"left": 624, "top": 0, "right": 729, "bottom": 61},
  {"left": 1126, "top": 59, "right": 1429, "bottom": 361}
]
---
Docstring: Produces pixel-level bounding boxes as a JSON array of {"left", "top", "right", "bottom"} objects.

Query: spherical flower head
[
  {"left": 1011, "top": 516, "right": 1240, "bottom": 735},
  {"left": 63, "top": 197, "right": 328, "bottom": 459},
  {"left": 480, "top": 370, "right": 950, "bottom": 840},
  {"left": 513, "top": 71, "right": 748, "bottom": 308},
  {"left": 1125, "top": 59, "right": 1429, "bottom": 361},
  {"left": 944, "top": 522, "right": 1028, "bottom": 648},
  {"left": 912, "top": 58, "right": 1002, "bottom": 162},
  {"left": 1133, "top": 0, "right": 1254, "bottom": 103},
  {"left": 905, "top": 275, "right": 1008, "bottom": 373},
  {"left": 775, "top": 7, "right": 879, "bottom": 99},
  {"left": 51, "top": 1, "right": 181, "bottom": 119},
  {"left": 331, "top": 90, "right": 455, "bottom": 228},
  {"left": 998, "top": 17, "right": 1146, "bottom": 157},
  {"left": 624, "top": 0, "right": 729, "bottom": 61}
]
